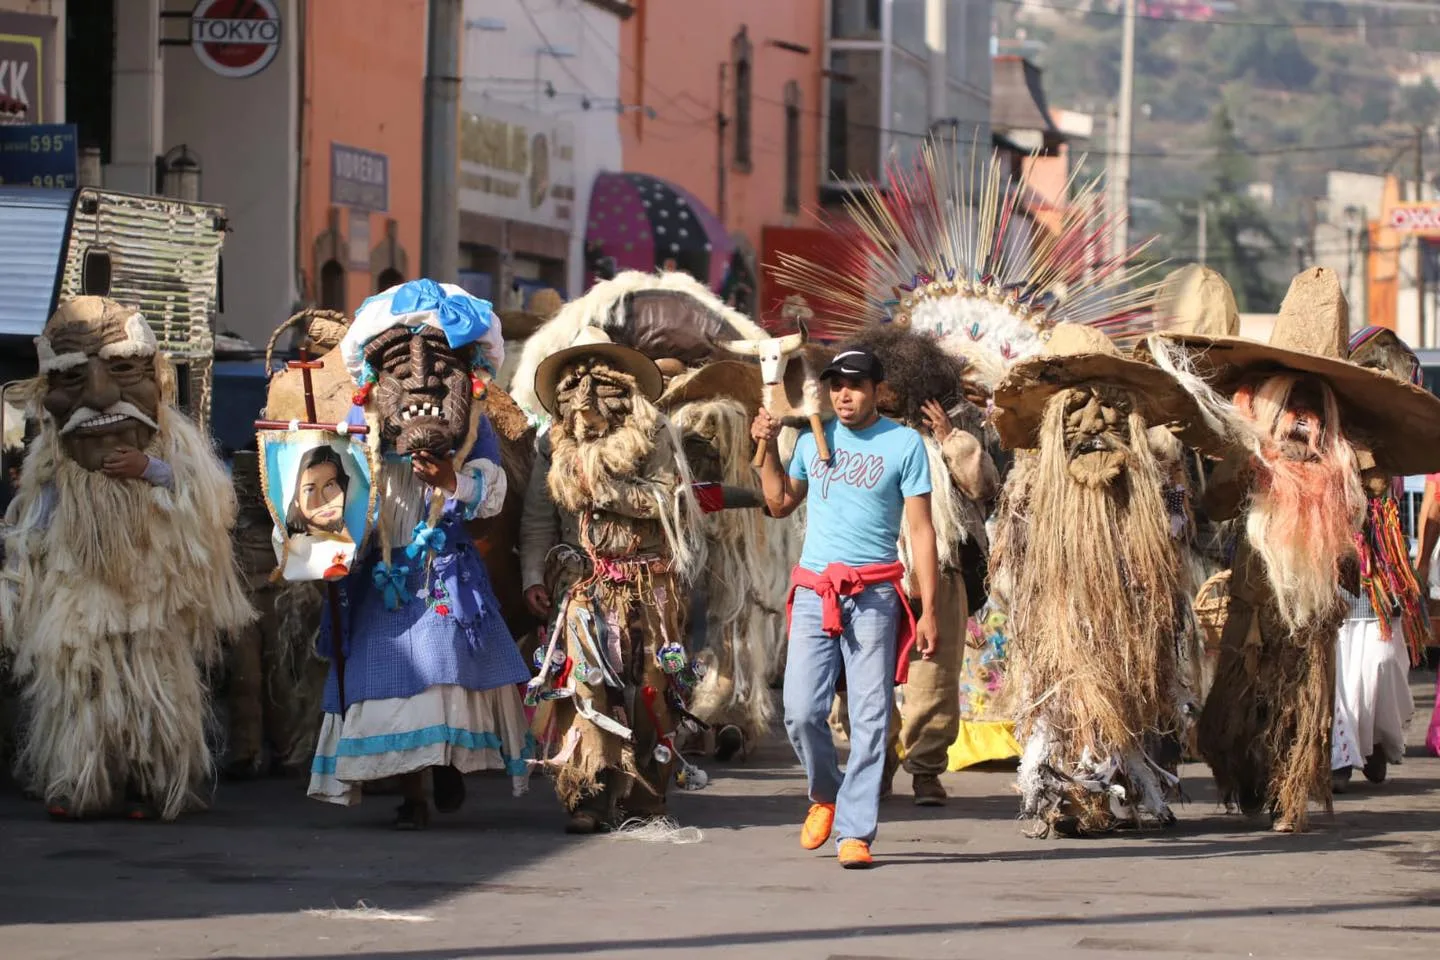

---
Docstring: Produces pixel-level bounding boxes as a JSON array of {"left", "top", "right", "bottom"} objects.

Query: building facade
[
  {"left": 299, "top": 0, "right": 425, "bottom": 316},
  {"left": 459, "top": 0, "right": 623, "bottom": 307},
  {"left": 617, "top": 0, "right": 825, "bottom": 317}
]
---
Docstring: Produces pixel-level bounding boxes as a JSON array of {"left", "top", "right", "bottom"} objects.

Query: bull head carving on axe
[{"left": 722, "top": 297, "right": 831, "bottom": 468}]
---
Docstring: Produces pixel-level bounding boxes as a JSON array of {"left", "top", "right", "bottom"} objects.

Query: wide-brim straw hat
[
  {"left": 533, "top": 326, "right": 664, "bottom": 415},
  {"left": 658, "top": 360, "right": 764, "bottom": 420},
  {"left": 498, "top": 287, "right": 564, "bottom": 341},
  {"left": 1151, "top": 267, "right": 1440, "bottom": 476},
  {"left": 993, "top": 322, "right": 1223, "bottom": 453}
]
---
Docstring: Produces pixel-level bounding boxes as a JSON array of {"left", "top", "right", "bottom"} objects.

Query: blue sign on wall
[{"left": 0, "top": 123, "right": 77, "bottom": 189}]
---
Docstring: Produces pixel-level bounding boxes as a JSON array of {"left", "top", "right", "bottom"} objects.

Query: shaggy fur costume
[
  {"left": 669, "top": 394, "right": 791, "bottom": 739},
  {"left": 1195, "top": 374, "right": 1364, "bottom": 831},
  {"left": 507, "top": 270, "right": 768, "bottom": 417},
  {"left": 1, "top": 392, "right": 253, "bottom": 819},
  {"left": 994, "top": 390, "right": 1189, "bottom": 835},
  {"left": 533, "top": 365, "right": 706, "bottom": 810}
]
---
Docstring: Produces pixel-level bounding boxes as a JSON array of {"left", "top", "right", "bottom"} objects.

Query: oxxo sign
[
  {"left": 191, "top": 0, "right": 282, "bottom": 79},
  {"left": 1385, "top": 202, "right": 1440, "bottom": 238}
]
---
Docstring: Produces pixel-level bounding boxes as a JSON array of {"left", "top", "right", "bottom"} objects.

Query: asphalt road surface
[{"left": 3, "top": 678, "right": 1439, "bottom": 960}]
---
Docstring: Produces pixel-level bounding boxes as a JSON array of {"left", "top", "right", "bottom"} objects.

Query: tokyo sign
[
  {"left": 191, "top": 0, "right": 282, "bottom": 79},
  {"left": 1384, "top": 202, "right": 1440, "bottom": 238}
]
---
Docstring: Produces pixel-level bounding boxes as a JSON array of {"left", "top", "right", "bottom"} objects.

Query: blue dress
[{"left": 308, "top": 420, "right": 534, "bottom": 805}]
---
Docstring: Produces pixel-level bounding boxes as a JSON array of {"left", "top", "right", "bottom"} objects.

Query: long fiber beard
[
  {"left": 1247, "top": 447, "right": 1363, "bottom": 632},
  {"left": 49, "top": 437, "right": 166, "bottom": 590},
  {"left": 996, "top": 405, "right": 1181, "bottom": 756},
  {"left": 548, "top": 394, "right": 661, "bottom": 515}
]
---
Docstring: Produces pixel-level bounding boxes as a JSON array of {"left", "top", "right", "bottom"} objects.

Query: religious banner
[{"left": 258, "top": 429, "right": 377, "bottom": 581}]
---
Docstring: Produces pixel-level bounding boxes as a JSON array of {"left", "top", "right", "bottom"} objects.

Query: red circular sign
[{"left": 191, "top": 0, "right": 282, "bottom": 79}]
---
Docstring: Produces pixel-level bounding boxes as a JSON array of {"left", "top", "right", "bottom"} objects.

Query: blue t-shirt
[{"left": 788, "top": 417, "right": 932, "bottom": 573}]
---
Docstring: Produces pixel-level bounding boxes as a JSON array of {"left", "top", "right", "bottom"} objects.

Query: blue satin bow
[
  {"left": 372, "top": 561, "right": 411, "bottom": 611},
  {"left": 387, "top": 279, "right": 494, "bottom": 350},
  {"left": 405, "top": 521, "right": 448, "bottom": 560}
]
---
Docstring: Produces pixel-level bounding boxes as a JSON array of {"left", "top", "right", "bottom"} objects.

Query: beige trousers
[{"left": 829, "top": 572, "right": 968, "bottom": 777}]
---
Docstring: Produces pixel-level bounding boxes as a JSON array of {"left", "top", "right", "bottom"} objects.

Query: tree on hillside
[{"left": 1175, "top": 105, "right": 1284, "bottom": 312}]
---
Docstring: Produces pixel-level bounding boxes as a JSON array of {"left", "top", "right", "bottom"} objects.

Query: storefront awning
[
  {"left": 991, "top": 56, "right": 1067, "bottom": 157},
  {"left": 586, "top": 172, "right": 733, "bottom": 290},
  {"left": 0, "top": 187, "right": 72, "bottom": 337}
]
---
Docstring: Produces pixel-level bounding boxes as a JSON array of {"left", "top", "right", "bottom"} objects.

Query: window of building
[
  {"left": 831, "top": 0, "right": 882, "bottom": 40},
  {"left": 319, "top": 260, "right": 346, "bottom": 312},
  {"left": 784, "top": 82, "right": 802, "bottom": 214},
  {"left": 377, "top": 268, "right": 404, "bottom": 292},
  {"left": 732, "top": 27, "right": 753, "bottom": 173},
  {"left": 825, "top": 48, "right": 883, "bottom": 183},
  {"left": 892, "top": 0, "right": 926, "bottom": 60}
]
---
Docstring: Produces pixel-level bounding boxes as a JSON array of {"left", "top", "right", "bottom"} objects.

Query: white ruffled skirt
[{"left": 308, "top": 683, "right": 533, "bottom": 805}]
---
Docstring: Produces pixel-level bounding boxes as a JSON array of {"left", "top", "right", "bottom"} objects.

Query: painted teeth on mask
[{"left": 399, "top": 403, "right": 442, "bottom": 423}]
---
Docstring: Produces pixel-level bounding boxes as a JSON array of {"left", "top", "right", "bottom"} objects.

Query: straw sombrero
[
  {"left": 533, "top": 326, "right": 664, "bottom": 415},
  {"left": 657, "top": 360, "right": 764, "bottom": 420},
  {"left": 498, "top": 288, "right": 563, "bottom": 341},
  {"left": 993, "top": 323, "right": 1223, "bottom": 454},
  {"left": 1152, "top": 267, "right": 1440, "bottom": 476}
]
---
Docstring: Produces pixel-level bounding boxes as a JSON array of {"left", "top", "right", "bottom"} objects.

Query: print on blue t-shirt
[{"left": 788, "top": 416, "right": 932, "bottom": 573}]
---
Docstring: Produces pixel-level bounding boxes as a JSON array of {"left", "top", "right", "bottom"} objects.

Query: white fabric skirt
[
  {"left": 1331, "top": 617, "right": 1413, "bottom": 771},
  {"left": 308, "top": 683, "right": 533, "bottom": 806}
]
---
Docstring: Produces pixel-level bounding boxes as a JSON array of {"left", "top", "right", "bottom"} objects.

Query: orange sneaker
[
  {"left": 837, "top": 839, "right": 873, "bottom": 869},
  {"left": 800, "top": 802, "right": 835, "bottom": 850}
]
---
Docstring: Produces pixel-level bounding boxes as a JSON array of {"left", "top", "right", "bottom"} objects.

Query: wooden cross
[{"left": 252, "top": 346, "right": 361, "bottom": 710}]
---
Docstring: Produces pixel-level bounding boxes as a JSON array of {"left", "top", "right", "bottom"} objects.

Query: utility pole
[
  {"left": 1197, "top": 201, "right": 1207, "bottom": 266},
  {"left": 1111, "top": 0, "right": 1137, "bottom": 260},
  {"left": 421, "top": 0, "right": 462, "bottom": 283},
  {"left": 717, "top": 63, "right": 728, "bottom": 227},
  {"left": 1417, "top": 125, "right": 1427, "bottom": 346}
]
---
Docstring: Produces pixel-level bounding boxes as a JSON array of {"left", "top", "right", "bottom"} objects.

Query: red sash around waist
[{"left": 785, "top": 561, "right": 917, "bottom": 684}]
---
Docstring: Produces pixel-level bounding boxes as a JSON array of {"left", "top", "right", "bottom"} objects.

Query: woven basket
[{"left": 1194, "top": 570, "right": 1231, "bottom": 654}]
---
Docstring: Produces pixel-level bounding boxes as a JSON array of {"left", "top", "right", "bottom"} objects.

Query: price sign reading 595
[{"left": 28, "top": 132, "right": 72, "bottom": 153}]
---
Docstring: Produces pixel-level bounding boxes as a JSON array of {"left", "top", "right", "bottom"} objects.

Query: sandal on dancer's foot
[
  {"left": 432, "top": 765, "right": 466, "bottom": 814},
  {"left": 394, "top": 799, "right": 430, "bottom": 830}
]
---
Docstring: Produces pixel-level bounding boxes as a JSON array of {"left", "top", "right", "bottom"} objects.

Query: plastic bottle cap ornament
[
  {"left": 689, "top": 658, "right": 708, "bottom": 681},
  {"left": 657, "top": 642, "right": 687, "bottom": 675},
  {"left": 652, "top": 743, "right": 673, "bottom": 765}
]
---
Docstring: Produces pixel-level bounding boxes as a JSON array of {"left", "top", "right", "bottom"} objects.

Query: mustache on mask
[{"left": 59, "top": 402, "right": 160, "bottom": 435}]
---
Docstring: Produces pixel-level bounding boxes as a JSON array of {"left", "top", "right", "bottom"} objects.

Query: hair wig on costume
[{"left": 848, "top": 324, "right": 976, "bottom": 428}]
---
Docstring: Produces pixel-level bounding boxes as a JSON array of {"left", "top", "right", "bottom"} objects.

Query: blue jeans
[{"left": 783, "top": 583, "right": 900, "bottom": 846}]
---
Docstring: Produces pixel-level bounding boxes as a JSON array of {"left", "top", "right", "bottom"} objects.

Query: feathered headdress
[{"left": 769, "top": 135, "right": 1164, "bottom": 386}]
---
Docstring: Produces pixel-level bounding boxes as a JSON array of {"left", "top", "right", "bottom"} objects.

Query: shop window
[
  {"left": 319, "top": 260, "right": 346, "bottom": 312},
  {"left": 831, "top": 0, "right": 882, "bottom": 40},
  {"left": 732, "top": 27, "right": 753, "bottom": 173},
  {"left": 784, "top": 82, "right": 802, "bottom": 214},
  {"left": 377, "top": 267, "right": 404, "bottom": 292},
  {"left": 826, "top": 49, "right": 883, "bottom": 183}
]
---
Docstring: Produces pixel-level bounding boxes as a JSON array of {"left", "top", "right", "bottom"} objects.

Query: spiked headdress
[{"left": 769, "top": 136, "right": 1164, "bottom": 386}]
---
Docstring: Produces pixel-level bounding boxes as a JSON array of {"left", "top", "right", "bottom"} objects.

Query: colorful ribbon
[
  {"left": 386, "top": 278, "right": 494, "bottom": 350},
  {"left": 372, "top": 561, "right": 410, "bottom": 611},
  {"left": 405, "top": 521, "right": 448, "bottom": 560}
]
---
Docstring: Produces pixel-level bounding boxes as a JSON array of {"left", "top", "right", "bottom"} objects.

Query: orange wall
[
  {"left": 620, "top": 0, "right": 825, "bottom": 262},
  {"left": 300, "top": 0, "right": 426, "bottom": 313}
]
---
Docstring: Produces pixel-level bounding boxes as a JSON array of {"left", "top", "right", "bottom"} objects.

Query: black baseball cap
[{"left": 819, "top": 347, "right": 885, "bottom": 384}]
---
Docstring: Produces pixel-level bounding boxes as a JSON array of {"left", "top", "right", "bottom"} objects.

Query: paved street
[{"left": 4, "top": 680, "right": 1440, "bottom": 960}]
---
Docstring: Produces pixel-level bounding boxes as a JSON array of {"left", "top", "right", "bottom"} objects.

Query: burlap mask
[
  {"left": 362, "top": 326, "right": 473, "bottom": 457},
  {"left": 1061, "top": 386, "right": 1133, "bottom": 488},
  {"left": 555, "top": 358, "right": 636, "bottom": 442},
  {"left": 39, "top": 297, "right": 162, "bottom": 472}
]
